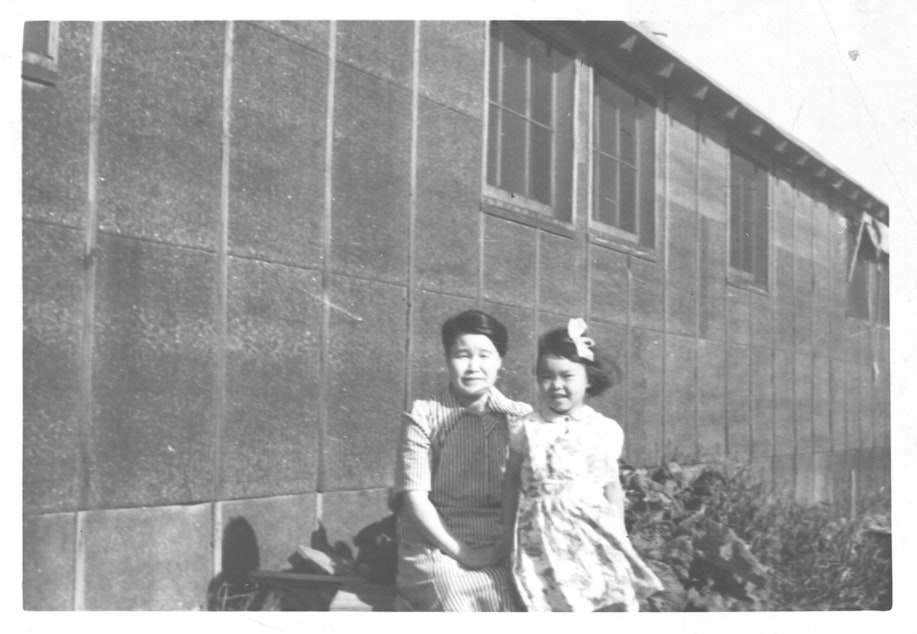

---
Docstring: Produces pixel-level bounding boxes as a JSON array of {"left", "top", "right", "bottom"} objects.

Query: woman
[{"left": 393, "top": 309, "right": 532, "bottom": 611}]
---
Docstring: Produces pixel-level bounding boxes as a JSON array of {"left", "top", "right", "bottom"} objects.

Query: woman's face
[{"left": 446, "top": 333, "right": 503, "bottom": 406}]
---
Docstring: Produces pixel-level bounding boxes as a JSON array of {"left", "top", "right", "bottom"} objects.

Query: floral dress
[{"left": 509, "top": 405, "right": 663, "bottom": 611}]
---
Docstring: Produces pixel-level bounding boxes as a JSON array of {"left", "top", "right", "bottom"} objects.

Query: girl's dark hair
[
  {"left": 537, "top": 326, "right": 622, "bottom": 397},
  {"left": 441, "top": 309, "right": 508, "bottom": 357}
]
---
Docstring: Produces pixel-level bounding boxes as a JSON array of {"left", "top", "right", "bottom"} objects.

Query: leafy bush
[
  {"left": 748, "top": 495, "right": 891, "bottom": 610},
  {"left": 622, "top": 460, "right": 891, "bottom": 611}
]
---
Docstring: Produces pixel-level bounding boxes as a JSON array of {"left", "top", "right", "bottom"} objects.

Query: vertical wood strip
[
  {"left": 579, "top": 55, "right": 591, "bottom": 322},
  {"left": 477, "top": 22, "right": 490, "bottom": 308},
  {"left": 405, "top": 21, "right": 420, "bottom": 407},
  {"left": 317, "top": 21, "right": 337, "bottom": 497},
  {"left": 747, "top": 288, "right": 753, "bottom": 464},
  {"left": 212, "top": 18, "right": 234, "bottom": 578},
  {"left": 74, "top": 510, "right": 86, "bottom": 610},
  {"left": 769, "top": 171, "right": 778, "bottom": 489},
  {"left": 212, "top": 502, "right": 223, "bottom": 578},
  {"left": 74, "top": 20, "right": 105, "bottom": 611},
  {"left": 809, "top": 193, "right": 817, "bottom": 501},
  {"left": 660, "top": 97, "right": 669, "bottom": 462},
  {"left": 722, "top": 137, "right": 730, "bottom": 458},
  {"left": 624, "top": 253, "right": 632, "bottom": 450},
  {"left": 533, "top": 229, "right": 541, "bottom": 405},
  {"left": 693, "top": 111, "right": 701, "bottom": 460},
  {"left": 790, "top": 183, "right": 798, "bottom": 498}
]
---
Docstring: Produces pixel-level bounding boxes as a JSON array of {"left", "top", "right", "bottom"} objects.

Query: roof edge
[{"left": 620, "top": 21, "right": 888, "bottom": 222}]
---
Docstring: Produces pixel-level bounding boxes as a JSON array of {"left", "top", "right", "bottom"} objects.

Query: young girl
[{"left": 501, "top": 318, "right": 663, "bottom": 611}]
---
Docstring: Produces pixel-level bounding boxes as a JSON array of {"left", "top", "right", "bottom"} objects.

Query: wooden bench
[{"left": 248, "top": 569, "right": 397, "bottom": 611}]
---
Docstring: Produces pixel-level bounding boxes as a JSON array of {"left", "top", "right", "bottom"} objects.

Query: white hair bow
[{"left": 567, "top": 318, "right": 595, "bottom": 361}]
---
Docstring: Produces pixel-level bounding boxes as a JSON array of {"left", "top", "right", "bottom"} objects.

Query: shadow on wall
[
  {"left": 206, "top": 516, "right": 264, "bottom": 610},
  {"left": 206, "top": 514, "right": 398, "bottom": 611}
]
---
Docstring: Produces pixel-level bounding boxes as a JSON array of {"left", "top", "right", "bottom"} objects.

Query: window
[
  {"left": 22, "top": 21, "right": 59, "bottom": 86},
  {"left": 847, "top": 224, "right": 870, "bottom": 319},
  {"left": 878, "top": 259, "right": 889, "bottom": 325},
  {"left": 486, "top": 23, "right": 575, "bottom": 221},
  {"left": 729, "top": 151, "right": 769, "bottom": 286},
  {"left": 590, "top": 71, "right": 655, "bottom": 247},
  {"left": 847, "top": 214, "right": 889, "bottom": 324}
]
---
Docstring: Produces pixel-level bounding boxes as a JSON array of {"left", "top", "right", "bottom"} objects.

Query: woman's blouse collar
[{"left": 441, "top": 385, "right": 530, "bottom": 419}]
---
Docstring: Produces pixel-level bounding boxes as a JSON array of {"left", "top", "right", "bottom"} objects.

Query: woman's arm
[
  {"left": 401, "top": 491, "right": 498, "bottom": 569},
  {"left": 498, "top": 449, "right": 523, "bottom": 561}
]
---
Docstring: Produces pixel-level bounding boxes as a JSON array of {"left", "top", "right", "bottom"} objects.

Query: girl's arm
[
  {"left": 401, "top": 490, "right": 497, "bottom": 569},
  {"left": 604, "top": 421, "right": 628, "bottom": 535},
  {"left": 603, "top": 478, "right": 628, "bottom": 536},
  {"left": 499, "top": 449, "right": 524, "bottom": 561}
]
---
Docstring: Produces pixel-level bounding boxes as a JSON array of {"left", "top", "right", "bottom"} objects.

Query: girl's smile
[{"left": 536, "top": 354, "right": 590, "bottom": 417}]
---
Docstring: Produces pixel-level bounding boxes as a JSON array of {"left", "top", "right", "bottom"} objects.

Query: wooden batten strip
[
  {"left": 618, "top": 33, "right": 638, "bottom": 51},
  {"left": 656, "top": 60, "right": 676, "bottom": 78}
]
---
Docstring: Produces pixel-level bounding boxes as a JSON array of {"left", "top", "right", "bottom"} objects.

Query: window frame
[
  {"left": 483, "top": 21, "right": 577, "bottom": 230},
  {"left": 586, "top": 66, "right": 658, "bottom": 252},
  {"left": 22, "top": 21, "right": 60, "bottom": 86},
  {"left": 727, "top": 147, "right": 772, "bottom": 292},
  {"left": 845, "top": 211, "right": 888, "bottom": 324},
  {"left": 877, "top": 254, "right": 889, "bottom": 326}
]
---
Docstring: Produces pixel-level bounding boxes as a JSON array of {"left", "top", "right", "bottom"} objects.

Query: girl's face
[
  {"left": 537, "top": 354, "right": 589, "bottom": 416},
  {"left": 446, "top": 333, "right": 503, "bottom": 406}
]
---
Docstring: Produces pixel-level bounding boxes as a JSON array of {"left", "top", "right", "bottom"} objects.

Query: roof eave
[{"left": 615, "top": 21, "right": 889, "bottom": 223}]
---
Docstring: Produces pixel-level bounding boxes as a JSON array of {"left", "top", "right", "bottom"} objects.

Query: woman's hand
[
  {"left": 402, "top": 492, "right": 504, "bottom": 569},
  {"left": 456, "top": 544, "right": 500, "bottom": 569},
  {"left": 494, "top": 535, "right": 513, "bottom": 563}
]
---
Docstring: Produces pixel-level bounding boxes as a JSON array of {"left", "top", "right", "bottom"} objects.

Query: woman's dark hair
[
  {"left": 537, "top": 326, "right": 622, "bottom": 397},
  {"left": 441, "top": 309, "right": 508, "bottom": 357}
]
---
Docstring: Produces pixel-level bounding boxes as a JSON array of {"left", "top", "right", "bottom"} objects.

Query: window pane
[
  {"left": 553, "top": 50, "right": 575, "bottom": 221},
  {"left": 489, "top": 23, "right": 500, "bottom": 102},
  {"left": 849, "top": 258, "right": 868, "bottom": 317},
  {"left": 638, "top": 104, "right": 656, "bottom": 247},
  {"left": 530, "top": 123, "right": 552, "bottom": 204},
  {"left": 729, "top": 153, "right": 767, "bottom": 275},
  {"left": 879, "top": 260, "right": 889, "bottom": 324},
  {"left": 487, "top": 103, "right": 500, "bottom": 187},
  {"left": 500, "top": 110, "right": 527, "bottom": 195},
  {"left": 619, "top": 165, "right": 637, "bottom": 233},
  {"left": 23, "top": 22, "right": 51, "bottom": 57},
  {"left": 742, "top": 176, "right": 754, "bottom": 273},
  {"left": 501, "top": 25, "right": 528, "bottom": 114},
  {"left": 594, "top": 154, "right": 618, "bottom": 226},
  {"left": 744, "top": 165, "right": 760, "bottom": 273},
  {"left": 620, "top": 104, "right": 637, "bottom": 165},
  {"left": 847, "top": 228, "right": 870, "bottom": 318},
  {"left": 530, "top": 39, "right": 552, "bottom": 125},
  {"left": 730, "top": 163, "right": 745, "bottom": 270},
  {"left": 752, "top": 167, "right": 769, "bottom": 283},
  {"left": 596, "top": 79, "right": 618, "bottom": 156}
]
